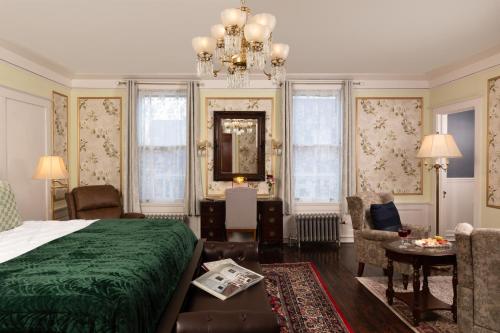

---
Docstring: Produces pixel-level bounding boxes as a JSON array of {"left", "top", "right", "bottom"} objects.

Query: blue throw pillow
[{"left": 370, "top": 201, "right": 402, "bottom": 232}]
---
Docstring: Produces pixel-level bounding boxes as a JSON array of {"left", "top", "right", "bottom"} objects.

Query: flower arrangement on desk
[{"left": 266, "top": 174, "right": 275, "bottom": 197}]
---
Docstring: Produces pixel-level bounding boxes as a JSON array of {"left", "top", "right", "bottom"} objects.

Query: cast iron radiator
[
  {"left": 295, "top": 213, "right": 340, "bottom": 247},
  {"left": 145, "top": 213, "right": 188, "bottom": 223}
]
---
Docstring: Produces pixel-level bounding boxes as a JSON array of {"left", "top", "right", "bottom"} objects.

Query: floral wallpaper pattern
[
  {"left": 206, "top": 98, "right": 273, "bottom": 197},
  {"left": 356, "top": 97, "right": 423, "bottom": 194},
  {"left": 78, "top": 97, "right": 121, "bottom": 190},
  {"left": 237, "top": 130, "right": 258, "bottom": 173},
  {"left": 52, "top": 92, "right": 68, "bottom": 166},
  {"left": 487, "top": 76, "right": 500, "bottom": 208}
]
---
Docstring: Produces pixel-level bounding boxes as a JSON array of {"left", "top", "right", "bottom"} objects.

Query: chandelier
[
  {"left": 223, "top": 119, "right": 255, "bottom": 135},
  {"left": 191, "top": 0, "right": 290, "bottom": 88}
]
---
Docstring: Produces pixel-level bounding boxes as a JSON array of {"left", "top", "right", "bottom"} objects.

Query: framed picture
[
  {"left": 356, "top": 97, "right": 423, "bottom": 195},
  {"left": 77, "top": 97, "right": 122, "bottom": 190},
  {"left": 487, "top": 76, "right": 500, "bottom": 208}
]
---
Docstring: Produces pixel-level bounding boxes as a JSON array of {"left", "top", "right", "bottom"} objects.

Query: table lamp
[
  {"left": 417, "top": 134, "right": 462, "bottom": 235},
  {"left": 33, "top": 155, "right": 69, "bottom": 188}
]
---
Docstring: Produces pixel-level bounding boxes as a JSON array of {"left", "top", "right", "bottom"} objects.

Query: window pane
[
  {"left": 137, "top": 89, "right": 187, "bottom": 203},
  {"left": 292, "top": 89, "right": 341, "bottom": 203}
]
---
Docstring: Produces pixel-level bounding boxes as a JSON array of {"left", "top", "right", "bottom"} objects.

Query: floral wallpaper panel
[
  {"left": 487, "top": 76, "right": 500, "bottom": 208},
  {"left": 356, "top": 97, "right": 423, "bottom": 195},
  {"left": 52, "top": 92, "right": 68, "bottom": 166},
  {"left": 78, "top": 97, "right": 122, "bottom": 190},
  {"left": 206, "top": 98, "right": 273, "bottom": 197}
]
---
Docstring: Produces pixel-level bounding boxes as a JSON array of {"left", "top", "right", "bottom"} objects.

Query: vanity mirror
[{"left": 213, "top": 111, "right": 266, "bottom": 181}]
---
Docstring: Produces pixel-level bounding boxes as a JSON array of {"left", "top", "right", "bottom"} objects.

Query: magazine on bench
[{"left": 192, "top": 260, "right": 264, "bottom": 301}]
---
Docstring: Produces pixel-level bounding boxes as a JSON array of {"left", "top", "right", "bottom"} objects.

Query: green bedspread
[{"left": 0, "top": 219, "right": 197, "bottom": 333}]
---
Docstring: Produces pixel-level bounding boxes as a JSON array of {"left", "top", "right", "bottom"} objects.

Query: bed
[{"left": 0, "top": 218, "right": 199, "bottom": 333}]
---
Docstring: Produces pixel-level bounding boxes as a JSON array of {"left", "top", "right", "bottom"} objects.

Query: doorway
[{"left": 435, "top": 99, "right": 481, "bottom": 238}]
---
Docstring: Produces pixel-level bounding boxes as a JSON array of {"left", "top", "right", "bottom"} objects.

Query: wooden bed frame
[{"left": 156, "top": 239, "right": 205, "bottom": 333}]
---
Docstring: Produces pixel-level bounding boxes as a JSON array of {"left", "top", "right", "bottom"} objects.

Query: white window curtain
[
  {"left": 137, "top": 87, "right": 187, "bottom": 204},
  {"left": 292, "top": 88, "right": 342, "bottom": 203}
]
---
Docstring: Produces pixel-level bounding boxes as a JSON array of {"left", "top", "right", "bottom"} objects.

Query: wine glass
[{"left": 398, "top": 228, "right": 410, "bottom": 248}]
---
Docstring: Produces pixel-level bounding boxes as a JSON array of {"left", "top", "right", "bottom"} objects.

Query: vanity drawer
[
  {"left": 201, "top": 227, "right": 226, "bottom": 241},
  {"left": 201, "top": 201, "right": 225, "bottom": 216},
  {"left": 261, "top": 225, "right": 283, "bottom": 242}
]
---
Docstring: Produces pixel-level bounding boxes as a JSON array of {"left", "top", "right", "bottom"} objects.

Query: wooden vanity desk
[{"left": 200, "top": 198, "right": 283, "bottom": 244}]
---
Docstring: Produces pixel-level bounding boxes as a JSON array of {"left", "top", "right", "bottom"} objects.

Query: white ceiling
[{"left": 1, "top": 0, "right": 500, "bottom": 79}]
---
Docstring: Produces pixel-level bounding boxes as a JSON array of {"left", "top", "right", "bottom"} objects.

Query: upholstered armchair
[
  {"left": 346, "top": 192, "right": 428, "bottom": 281},
  {"left": 66, "top": 185, "right": 145, "bottom": 220},
  {"left": 455, "top": 223, "right": 500, "bottom": 333}
]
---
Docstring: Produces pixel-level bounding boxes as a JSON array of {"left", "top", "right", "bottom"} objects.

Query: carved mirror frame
[{"left": 213, "top": 111, "right": 266, "bottom": 181}]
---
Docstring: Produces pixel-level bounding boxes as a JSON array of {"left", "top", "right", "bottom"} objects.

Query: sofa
[
  {"left": 455, "top": 223, "right": 500, "bottom": 333},
  {"left": 176, "top": 241, "right": 279, "bottom": 333}
]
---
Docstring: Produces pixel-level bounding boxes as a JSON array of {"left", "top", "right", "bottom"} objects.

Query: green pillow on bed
[{"left": 0, "top": 180, "right": 22, "bottom": 232}]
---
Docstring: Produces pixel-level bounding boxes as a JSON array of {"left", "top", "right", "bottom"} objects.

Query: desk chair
[{"left": 225, "top": 187, "right": 257, "bottom": 241}]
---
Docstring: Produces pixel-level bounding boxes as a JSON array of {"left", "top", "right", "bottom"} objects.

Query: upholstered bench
[{"left": 176, "top": 241, "right": 279, "bottom": 333}]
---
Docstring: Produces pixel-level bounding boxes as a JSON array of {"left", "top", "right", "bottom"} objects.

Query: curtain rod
[
  {"left": 287, "top": 80, "right": 361, "bottom": 85},
  {"left": 117, "top": 80, "right": 193, "bottom": 86}
]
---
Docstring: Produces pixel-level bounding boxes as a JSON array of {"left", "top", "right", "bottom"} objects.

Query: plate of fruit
[{"left": 414, "top": 236, "right": 451, "bottom": 248}]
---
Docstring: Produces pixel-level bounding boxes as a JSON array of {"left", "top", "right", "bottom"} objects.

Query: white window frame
[
  {"left": 292, "top": 84, "right": 343, "bottom": 211},
  {"left": 137, "top": 84, "right": 187, "bottom": 214}
]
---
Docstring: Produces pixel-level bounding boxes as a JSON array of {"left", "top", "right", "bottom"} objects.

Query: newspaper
[
  {"left": 202, "top": 258, "right": 237, "bottom": 271},
  {"left": 192, "top": 262, "right": 264, "bottom": 300}
]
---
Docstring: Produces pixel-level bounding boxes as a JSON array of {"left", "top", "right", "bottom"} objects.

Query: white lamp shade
[
  {"left": 192, "top": 37, "right": 216, "bottom": 54},
  {"left": 220, "top": 8, "right": 246, "bottom": 28},
  {"left": 417, "top": 134, "right": 462, "bottom": 159},
  {"left": 271, "top": 43, "right": 290, "bottom": 60},
  {"left": 248, "top": 13, "right": 277, "bottom": 31},
  {"left": 244, "top": 23, "right": 269, "bottom": 43},
  {"left": 33, "top": 156, "right": 68, "bottom": 180},
  {"left": 210, "top": 24, "right": 226, "bottom": 40}
]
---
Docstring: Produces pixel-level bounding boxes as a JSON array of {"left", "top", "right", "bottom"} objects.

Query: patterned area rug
[
  {"left": 357, "top": 276, "right": 457, "bottom": 333},
  {"left": 262, "top": 262, "right": 353, "bottom": 333}
]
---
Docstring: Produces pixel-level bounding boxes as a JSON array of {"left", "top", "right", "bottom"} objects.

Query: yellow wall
[
  {"left": 430, "top": 64, "right": 500, "bottom": 228},
  {"left": 353, "top": 89, "right": 432, "bottom": 204},
  {"left": 0, "top": 62, "right": 70, "bottom": 99},
  {"left": 199, "top": 88, "right": 280, "bottom": 196},
  {"left": 2, "top": 59, "right": 498, "bottom": 227},
  {"left": 0, "top": 62, "right": 126, "bottom": 189}
]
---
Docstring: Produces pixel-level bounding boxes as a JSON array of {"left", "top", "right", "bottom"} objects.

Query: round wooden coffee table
[{"left": 383, "top": 240, "right": 457, "bottom": 326}]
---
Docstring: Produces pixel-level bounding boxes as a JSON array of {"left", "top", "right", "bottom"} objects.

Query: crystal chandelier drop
[{"left": 191, "top": 0, "right": 290, "bottom": 88}]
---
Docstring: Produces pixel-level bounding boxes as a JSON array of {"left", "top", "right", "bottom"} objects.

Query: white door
[
  {"left": 0, "top": 87, "right": 50, "bottom": 220},
  {"left": 437, "top": 110, "right": 475, "bottom": 239}
]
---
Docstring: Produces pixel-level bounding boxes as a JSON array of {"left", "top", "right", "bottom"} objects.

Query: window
[
  {"left": 292, "top": 87, "right": 341, "bottom": 203},
  {"left": 137, "top": 87, "right": 187, "bottom": 204}
]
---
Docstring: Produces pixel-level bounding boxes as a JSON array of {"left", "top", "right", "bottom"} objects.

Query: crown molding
[
  {"left": 428, "top": 46, "right": 500, "bottom": 88},
  {"left": 0, "top": 45, "right": 72, "bottom": 87},
  {"left": 2, "top": 41, "right": 500, "bottom": 91}
]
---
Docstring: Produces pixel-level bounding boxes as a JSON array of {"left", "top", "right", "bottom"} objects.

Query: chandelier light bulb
[
  {"left": 271, "top": 43, "right": 290, "bottom": 60},
  {"left": 244, "top": 23, "right": 268, "bottom": 42},
  {"left": 248, "top": 13, "right": 277, "bottom": 32},
  {"left": 221, "top": 8, "right": 246, "bottom": 28},
  {"left": 192, "top": 37, "right": 217, "bottom": 54},
  {"left": 210, "top": 24, "right": 226, "bottom": 40}
]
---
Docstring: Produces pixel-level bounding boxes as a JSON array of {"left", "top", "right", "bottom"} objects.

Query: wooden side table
[{"left": 383, "top": 240, "right": 457, "bottom": 326}]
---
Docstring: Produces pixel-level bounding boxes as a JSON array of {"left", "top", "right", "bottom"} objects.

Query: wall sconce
[
  {"left": 197, "top": 140, "right": 211, "bottom": 156},
  {"left": 272, "top": 140, "right": 283, "bottom": 156}
]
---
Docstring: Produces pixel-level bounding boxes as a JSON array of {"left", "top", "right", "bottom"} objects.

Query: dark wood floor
[{"left": 259, "top": 243, "right": 413, "bottom": 333}]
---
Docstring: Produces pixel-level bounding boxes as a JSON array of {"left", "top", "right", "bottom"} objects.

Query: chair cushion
[
  {"left": 73, "top": 185, "right": 121, "bottom": 211},
  {"left": 370, "top": 201, "right": 402, "bottom": 232},
  {"left": 0, "top": 180, "right": 22, "bottom": 232}
]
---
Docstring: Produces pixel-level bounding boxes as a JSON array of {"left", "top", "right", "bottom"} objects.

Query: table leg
[
  {"left": 386, "top": 258, "right": 394, "bottom": 305},
  {"left": 452, "top": 263, "right": 458, "bottom": 322},
  {"left": 422, "top": 265, "right": 430, "bottom": 294},
  {"left": 412, "top": 262, "right": 421, "bottom": 326}
]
